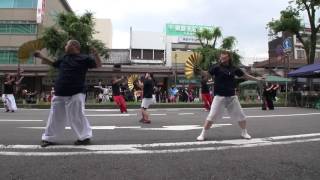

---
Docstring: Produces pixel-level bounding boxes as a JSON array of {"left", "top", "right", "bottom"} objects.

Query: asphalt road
[{"left": 0, "top": 107, "right": 319, "bottom": 180}]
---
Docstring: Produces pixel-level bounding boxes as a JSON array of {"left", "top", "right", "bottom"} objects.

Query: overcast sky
[{"left": 67, "top": 0, "right": 290, "bottom": 65}]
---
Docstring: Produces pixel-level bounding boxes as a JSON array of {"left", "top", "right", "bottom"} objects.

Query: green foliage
[
  {"left": 195, "top": 27, "right": 241, "bottom": 70},
  {"left": 267, "top": 0, "right": 320, "bottom": 64},
  {"left": 267, "top": 8, "right": 302, "bottom": 35},
  {"left": 42, "top": 11, "right": 109, "bottom": 58}
]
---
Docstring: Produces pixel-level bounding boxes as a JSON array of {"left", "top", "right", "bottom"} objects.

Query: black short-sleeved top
[
  {"left": 143, "top": 79, "right": 154, "bottom": 98},
  {"left": 53, "top": 54, "right": 96, "bottom": 96},
  {"left": 201, "top": 80, "right": 210, "bottom": 93},
  {"left": 112, "top": 82, "right": 121, "bottom": 96},
  {"left": 209, "top": 64, "right": 244, "bottom": 96},
  {"left": 3, "top": 82, "right": 14, "bottom": 94}
]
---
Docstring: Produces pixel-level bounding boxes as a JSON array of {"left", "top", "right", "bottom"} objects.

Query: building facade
[
  {"left": 93, "top": 18, "right": 112, "bottom": 49},
  {"left": 129, "top": 28, "right": 165, "bottom": 65},
  {"left": 0, "top": 0, "right": 72, "bottom": 92},
  {"left": 253, "top": 30, "right": 320, "bottom": 76}
]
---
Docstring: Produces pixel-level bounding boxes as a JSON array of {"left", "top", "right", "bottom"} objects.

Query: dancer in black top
[
  {"left": 112, "top": 76, "right": 128, "bottom": 113},
  {"left": 138, "top": 73, "right": 155, "bottom": 124},
  {"left": 197, "top": 50, "right": 264, "bottom": 141},
  {"left": 2, "top": 73, "right": 24, "bottom": 112},
  {"left": 35, "top": 40, "right": 102, "bottom": 147}
]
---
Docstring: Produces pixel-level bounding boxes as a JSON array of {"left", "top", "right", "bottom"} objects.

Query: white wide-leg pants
[
  {"left": 2, "top": 94, "right": 17, "bottom": 111},
  {"left": 42, "top": 93, "right": 92, "bottom": 142}
]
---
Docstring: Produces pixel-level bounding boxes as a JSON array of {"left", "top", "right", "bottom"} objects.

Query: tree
[
  {"left": 195, "top": 27, "right": 241, "bottom": 70},
  {"left": 268, "top": 0, "right": 320, "bottom": 64},
  {"left": 42, "top": 11, "right": 109, "bottom": 58}
]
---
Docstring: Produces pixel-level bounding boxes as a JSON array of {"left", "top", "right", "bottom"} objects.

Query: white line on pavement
[
  {"left": 0, "top": 132, "right": 319, "bottom": 156},
  {"left": 17, "top": 124, "right": 230, "bottom": 131},
  {"left": 178, "top": 113, "right": 194, "bottom": 115},
  {"left": 0, "top": 120, "right": 43, "bottom": 122},
  {"left": 149, "top": 114, "right": 167, "bottom": 116},
  {"left": 244, "top": 113, "right": 320, "bottom": 118},
  {"left": 86, "top": 113, "right": 167, "bottom": 117},
  {"left": 86, "top": 114, "right": 137, "bottom": 117},
  {"left": 9, "top": 107, "right": 290, "bottom": 112},
  {"left": 19, "top": 126, "right": 142, "bottom": 130}
]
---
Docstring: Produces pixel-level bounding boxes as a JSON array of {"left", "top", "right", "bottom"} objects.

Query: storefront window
[
  {"left": 0, "top": 50, "right": 33, "bottom": 64},
  {"left": 0, "top": 0, "right": 37, "bottom": 8},
  {"left": 0, "top": 22, "right": 37, "bottom": 34}
]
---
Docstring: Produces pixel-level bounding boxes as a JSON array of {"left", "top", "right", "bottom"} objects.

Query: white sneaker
[
  {"left": 241, "top": 130, "right": 252, "bottom": 139},
  {"left": 196, "top": 135, "right": 206, "bottom": 141}
]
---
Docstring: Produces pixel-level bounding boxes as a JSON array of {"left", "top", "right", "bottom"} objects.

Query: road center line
[
  {"left": 0, "top": 120, "right": 43, "bottom": 122},
  {"left": 0, "top": 133, "right": 319, "bottom": 156},
  {"left": 178, "top": 113, "right": 194, "bottom": 115}
]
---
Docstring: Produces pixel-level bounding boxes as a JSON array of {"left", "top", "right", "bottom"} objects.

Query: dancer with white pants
[
  {"left": 2, "top": 73, "right": 23, "bottom": 112},
  {"left": 34, "top": 40, "right": 102, "bottom": 147},
  {"left": 197, "top": 50, "right": 263, "bottom": 141}
]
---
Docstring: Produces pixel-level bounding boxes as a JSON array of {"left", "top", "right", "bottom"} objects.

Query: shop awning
[
  {"left": 288, "top": 63, "right": 320, "bottom": 78},
  {"left": 239, "top": 75, "right": 291, "bottom": 87}
]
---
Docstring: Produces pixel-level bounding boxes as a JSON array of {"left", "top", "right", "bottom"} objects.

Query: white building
[
  {"left": 93, "top": 18, "right": 112, "bottom": 49},
  {"left": 129, "top": 28, "right": 165, "bottom": 64},
  {"left": 129, "top": 24, "right": 213, "bottom": 67}
]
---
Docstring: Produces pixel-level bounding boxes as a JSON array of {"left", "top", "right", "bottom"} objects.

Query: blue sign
[{"left": 283, "top": 38, "right": 292, "bottom": 52}]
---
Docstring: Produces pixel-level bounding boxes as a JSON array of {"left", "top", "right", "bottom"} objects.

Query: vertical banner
[{"left": 36, "top": 0, "right": 46, "bottom": 24}]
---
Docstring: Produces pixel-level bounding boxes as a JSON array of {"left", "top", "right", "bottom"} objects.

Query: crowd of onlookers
[{"left": 93, "top": 85, "right": 201, "bottom": 104}]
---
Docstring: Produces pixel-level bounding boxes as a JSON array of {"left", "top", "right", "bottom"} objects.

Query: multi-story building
[
  {"left": 0, "top": 0, "right": 72, "bottom": 91},
  {"left": 165, "top": 23, "right": 212, "bottom": 87},
  {"left": 0, "top": 0, "right": 72, "bottom": 64},
  {"left": 93, "top": 18, "right": 112, "bottom": 49},
  {"left": 253, "top": 30, "right": 320, "bottom": 76},
  {"left": 129, "top": 28, "right": 165, "bottom": 65}
]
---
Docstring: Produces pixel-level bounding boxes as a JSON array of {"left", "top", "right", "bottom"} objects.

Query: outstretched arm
[
  {"left": 15, "top": 76, "right": 24, "bottom": 85},
  {"left": 94, "top": 86, "right": 104, "bottom": 91},
  {"left": 243, "top": 73, "right": 263, "bottom": 81},
  {"left": 90, "top": 48, "right": 102, "bottom": 68},
  {"left": 4, "top": 78, "right": 15, "bottom": 84},
  {"left": 113, "top": 76, "right": 126, "bottom": 84},
  {"left": 137, "top": 80, "right": 144, "bottom": 89},
  {"left": 34, "top": 51, "right": 54, "bottom": 66}
]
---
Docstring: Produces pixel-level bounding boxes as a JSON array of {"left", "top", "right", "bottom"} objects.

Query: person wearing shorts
[
  {"left": 197, "top": 50, "right": 263, "bottom": 141},
  {"left": 139, "top": 73, "right": 154, "bottom": 124}
]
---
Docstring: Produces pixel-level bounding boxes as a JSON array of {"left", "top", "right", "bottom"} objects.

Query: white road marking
[
  {"left": 9, "top": 107, "right": 290, "bottom": 112},
  {"left": 86, "top": 114, "right": 137, "bottom": 117},
  {"left": 139, "top": 124, "right": 232, "bottom": 131},
  {"left": 219, "top": 112, "right": 320, "bottom": 119},
  {"left": 19, "top": 126, "right": 141, "bottom": 130},
  {"left": 17, "top": 124, "right": 230, "bottom": 131},
  {"left": 267, "top": 133, "right": 320, "bottom": 140},
  {"left": 86, "top": 113, "right": 167, "bottom": 117},
  {"left": 0, "top": 120, "right": 43, "bottom": 122},
  {"left": 178, "top": 113, "right": 194, "bottom": 115},
  {"left": 0, "top": 132, "right": 319, "bottom": 156},
  {"left": 150, "top": 114, "right": 167, "bottom": 116}
]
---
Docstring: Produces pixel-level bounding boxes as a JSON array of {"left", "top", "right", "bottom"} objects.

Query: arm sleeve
[
  {"left": 52, "top": 58, "right": 62, "bottom": 68},
  {"left": 235, "top": 68, "right": 244, "bottom": 77},
  {"left": 208, "top": 65, "right": 218, "bottom": 76},
  {"left": 86, "top": 55, "right": 97, "bottom": 69}
]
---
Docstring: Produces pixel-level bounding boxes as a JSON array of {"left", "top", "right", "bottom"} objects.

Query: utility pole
[{"left": 174, "top": 53, "right": 177, "bottom": 87}]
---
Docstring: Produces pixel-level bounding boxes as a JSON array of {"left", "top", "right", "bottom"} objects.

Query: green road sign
[{"left": 165, "top": 23, "right": 213, "bottom": 37}]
